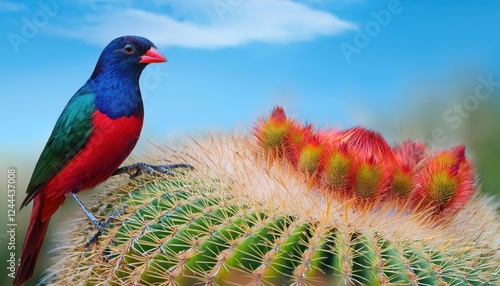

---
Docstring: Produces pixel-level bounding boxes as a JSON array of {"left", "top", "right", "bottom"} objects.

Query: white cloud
[
  {"left": 0, "top": 0, "right": 27, "bottom": 12},
  {"left": 49, "top": 0, "right": 355, "bottom": 49}
]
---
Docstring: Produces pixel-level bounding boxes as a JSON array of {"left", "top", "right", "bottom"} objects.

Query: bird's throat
[{"left": 90, "top": 75, "right": 144, "bottom": 119}]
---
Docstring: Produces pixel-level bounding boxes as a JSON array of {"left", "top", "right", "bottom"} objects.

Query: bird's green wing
[{"left": 21, "top": 91, "right": 96, "bottom": 209}]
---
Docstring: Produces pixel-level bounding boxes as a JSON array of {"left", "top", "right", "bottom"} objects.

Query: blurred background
[{"left": 1, "top": 0, "right": 499, "bottom": 284}]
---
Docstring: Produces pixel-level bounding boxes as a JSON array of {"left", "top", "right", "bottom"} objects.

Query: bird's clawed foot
[
  {"left": 85, "top": 205, "right": 128, "bottom": 247},
  {"left": 69, "top": 193, "right": 128, "bottom": 247},
  {"left": 112, "top": 162, "right": 194, "bottom": 178}
]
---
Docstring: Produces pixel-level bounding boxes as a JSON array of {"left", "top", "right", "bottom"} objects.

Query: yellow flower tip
[
  {"left": 320, "top": 144, "right": 354, "bottom": 192},
  {"left": 412, "top": 145, "right": 476, "bottom": 213},
  {"left": 353, "top": 159, "right": 386, "bottom": 200},
  {"left": 297, "top": 138, "right": 324, "bottom": 175},
  {"left": 391, "top": 167, "right": 413, "bottom": 199},
  {"left": 286, "top": 123, "right": 314, "bottom": 163},
  {"left": 253, "top": 106, "right": 292, "bottom": 151}
]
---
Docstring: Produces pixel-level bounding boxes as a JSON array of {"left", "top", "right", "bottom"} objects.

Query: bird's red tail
[{"left": 13, "top": 195, "right": 51, "bottom": 286}]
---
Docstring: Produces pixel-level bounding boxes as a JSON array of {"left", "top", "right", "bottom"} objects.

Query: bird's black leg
[
  {"left": 70, "top": 192, "right": 127, "bottom": 247},
  {"left": 112, "top": 162, "right": 194, "bottom": 178}
]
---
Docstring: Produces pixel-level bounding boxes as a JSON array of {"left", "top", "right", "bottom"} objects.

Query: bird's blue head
[
  {"left": 90, "top": 35, "right": 166, "bottom": 81},
  {"left": 87, "top": 36, "right": 166, "bottom": 118}
]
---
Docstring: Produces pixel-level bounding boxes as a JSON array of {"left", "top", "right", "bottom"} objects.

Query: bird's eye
[{"left": 123, "top": 44, "right": 135, "bottom": 54}]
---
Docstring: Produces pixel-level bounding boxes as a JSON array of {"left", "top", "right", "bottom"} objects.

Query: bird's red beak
[{"left": 139, "top": 47, "right": 167, "bottom": 63}]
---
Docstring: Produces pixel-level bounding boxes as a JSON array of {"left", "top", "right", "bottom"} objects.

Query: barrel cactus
[{"left": 47, "top": 107, "right": 500, "bottom": 285}]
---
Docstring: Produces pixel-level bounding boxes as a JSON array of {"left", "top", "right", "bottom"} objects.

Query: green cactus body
[{"left": 48, "top": 134, "right": 500, "bottom": 286}]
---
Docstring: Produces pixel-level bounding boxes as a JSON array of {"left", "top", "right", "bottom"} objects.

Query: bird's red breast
[{"left": 40, "top": 110, "right": 143, "bottom": 220}]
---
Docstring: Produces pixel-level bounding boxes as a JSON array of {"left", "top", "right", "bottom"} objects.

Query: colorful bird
[{"left": 13, "top": 36, "right": 187, "bottom": 286}]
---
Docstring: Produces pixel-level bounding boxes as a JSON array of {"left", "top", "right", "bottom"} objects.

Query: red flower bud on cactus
[
  {"left": 391, "top": 163, "right": 413, "bottom": 199},
  {"left": 353, "top": 156, "right": 387, "bottom": 200},
  {"left": 391, "top": 140, "right": 426, "bottom": 198},
  {"left": 335, "top": 127, "right": 394, "bottom": 200},
  {"left": 412, "top": 145, "right": 475, "bottom": 212},
  {"left": 393, "top": 140, "right": 426, "bottom": 169},
  {"left": 297, "top": 133, "right": 324, "bottom": 175},
  {"left": 286, "top": 123, "right": 314, "bottom": 164},
  {"left": 338, "top": 126, "right": 394, "bottom": 162},
  {"left": 319, "top": 143, "right": 355, "bottom": 192},
  {"left": 316, "top": 129, "right": 342, "bottom": 145},
  {"left": 253, "top": 106, "right": 292, "bottom": 153}
]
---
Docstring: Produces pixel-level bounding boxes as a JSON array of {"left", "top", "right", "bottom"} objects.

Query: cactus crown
[
  {"left": 254, "top": 106, "right": 476, "bottom": 213},
  {"left": 47, "top": 107, "right": 500, "bottom": 285}
]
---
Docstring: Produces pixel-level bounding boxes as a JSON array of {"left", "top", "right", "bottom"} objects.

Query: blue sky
[{"left": 1, "top": 0, "right": 499, "bottom": 159}]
